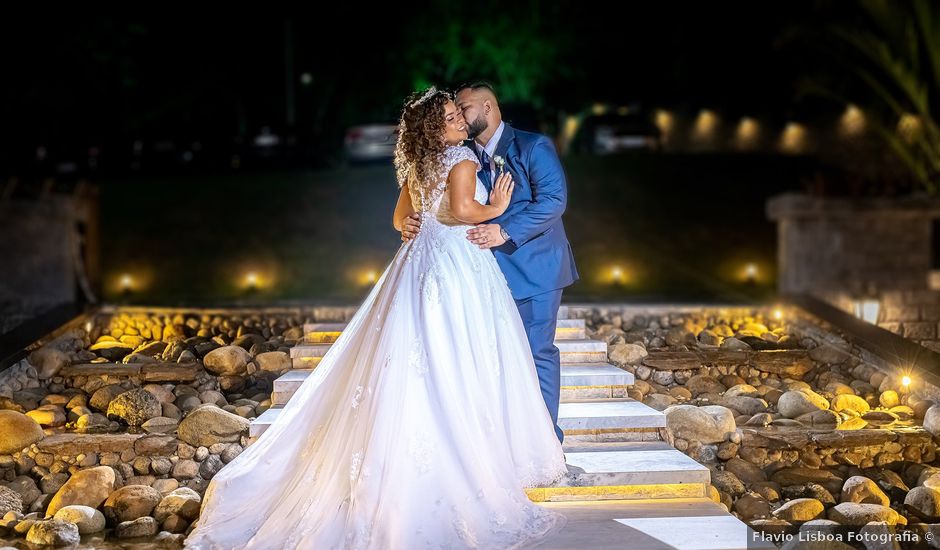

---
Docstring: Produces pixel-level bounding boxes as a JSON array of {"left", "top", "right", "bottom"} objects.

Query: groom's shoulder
[{"left": 509, "top": 126, "right": 554, "bottom": 152}]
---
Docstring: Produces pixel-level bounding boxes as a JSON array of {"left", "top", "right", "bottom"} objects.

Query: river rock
[
  {"left": 153, "top": 488, "right": 201, "bottom": 522},
  {"left": 778, "top": 389, "right": 829, "bottom": 419},
  {"left": 254, "top": 351, "right": 292, "bottom": 373},
  {"left": 830, "top": 394, "right": 870, "bottom": 414},
  {"left": 177, "top": 405, "right": 249, "bottom": 447},
  {"left": 773, "top": 498, "right": 825, "bottom": 522},
  {"left": 879, "top": 390, "right": 900, "bottom": 408},
  {"left": 795, "top": 409, "right": 841, "bottom": 427},
  {"left": 712, "top": 470, "right": 745, "bottom": 496},
  {"left": 771, "top": 468, "right": 843, "bottom": 493},
  {"left": 720, "top": 337, "right": 751, "bottom": 351},
  {"left": 841, "top": 476, "right": 890, "bottom": 506},
  {"left": 53, "top": 505, "right": 105, "bottom": 534},
  {"left": 115, "top": 516, "right": 158, "bottom": 538},
  {"left": 46, "top": 466, "right": 116, "bottom": 516},
  {"left": 609, "top": 343, "right": 648, "bottom": 367},
  {"left": 663, "top": 405, "right": 736, "bottom": 444},
  {"left": 716, "top": 396, "right": 769, "bottom": 416},
  {"left": 924, "top": 405, "right": 940, "bottom": 437},
  {"left": 0, "top": 487, "right": 22, "bottom": 516},
  {"left": 684, "top": 375, "right": 726, "bottom": 396},
  {"left": 905, "top": 486, "right": 940, "bottom": 521},
  {"left": 28, "top": 348, "right": 70, "bottom": 380},
  {"left": 107, "top": 388, "right": 162, "bottom": 427},
  {"left": 725, "top": 457, "right": 767, "bottom": 484},
  {"left": 203, "top": 346, "right": 251, "bottom": 376},
  {"left": 25, "top": 519, "right": 80, "bottom": 546},
  {"left": 0, "top": 411, "right": 44, "bottom": 454},
  {"left": 810, "top": 345, "right": 851, "bottom": 365},
  {"left": 103, "top": 485, "right": 162, "bottom": 524},
  {"left": 827, "top": 503, "right": 905, "bottom": 526},
  {"left": 734, "top": 492, "right": 771, "bottom": 521}
]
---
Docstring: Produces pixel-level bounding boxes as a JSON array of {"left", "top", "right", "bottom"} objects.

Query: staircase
[{"left": 249, "top": 305, "right": 771, "bottom": 549}]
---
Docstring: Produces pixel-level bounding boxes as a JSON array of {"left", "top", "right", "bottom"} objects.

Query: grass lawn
[{"left": 99, "top": 152, "right": 818, "bottom": 306}]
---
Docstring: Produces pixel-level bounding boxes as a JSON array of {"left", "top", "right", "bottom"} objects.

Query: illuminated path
[{"left": 250, "top": 306, "right": 773, "bottom": 549}]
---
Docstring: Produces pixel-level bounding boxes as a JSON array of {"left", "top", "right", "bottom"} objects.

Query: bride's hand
[{"left": 489, "top": 172, "right": 514, "bottom": 214}]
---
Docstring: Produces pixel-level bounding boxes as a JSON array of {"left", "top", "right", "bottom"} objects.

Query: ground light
[
  {"left": 744, "top": 263, "right": 758, "bottom": 284},
  {"left": 120, "top": 274, "right": 134, "bottom": 294},
  {"left": 245, "top": 272, "right": 259, "bottom": 292},
  {"left": 852, "top": 300, "right": 880, "bottom": 324}
]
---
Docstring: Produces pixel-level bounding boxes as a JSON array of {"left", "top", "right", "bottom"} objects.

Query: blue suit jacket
[{"left": 475, "top": 124, "right": 579, "bottom": 300}]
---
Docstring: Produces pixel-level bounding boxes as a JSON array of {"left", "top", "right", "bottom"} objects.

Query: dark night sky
[{"left": 1, "top": 3, "right": 852, "bottom": 166}]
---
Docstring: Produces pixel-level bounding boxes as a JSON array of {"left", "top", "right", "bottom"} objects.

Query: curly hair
[{"left": 393, "top": 87, "right": 452, "bottom": 196}]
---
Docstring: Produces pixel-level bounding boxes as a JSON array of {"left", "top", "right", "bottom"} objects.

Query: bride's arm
[
  {"left": 392, "top": 182, "right": 415, "bottom": 231},
  {"left": 449, "top": 160, "right": 511, "bottom": 224}
]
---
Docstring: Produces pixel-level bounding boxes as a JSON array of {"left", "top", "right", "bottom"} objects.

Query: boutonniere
[{"left": 493, "top": 155, "right": 506, "bottom": 174}]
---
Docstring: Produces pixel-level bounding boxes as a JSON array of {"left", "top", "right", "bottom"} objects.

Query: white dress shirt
[
  {"left": 474, "top": 120, "right": 505, "bottom": 184},
  {"left": 472, "top": 121, "right": 514, "bottom": 245}
]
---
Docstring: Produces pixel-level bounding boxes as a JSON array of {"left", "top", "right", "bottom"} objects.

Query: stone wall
[
  {"left": 867, "top": 290, "right": 940, "bottom": 353},
  {"left": 799, "top": 287, "right": 940, "bottom": 352},
  {"left": 766, "top": 193, "right": 940, "bottom": 350},
  {"left": 0, "top": 189, "right": 98, "bottom": 336},
  {"left": 766, "top": 193, "right": 940, "bottom": 299}
]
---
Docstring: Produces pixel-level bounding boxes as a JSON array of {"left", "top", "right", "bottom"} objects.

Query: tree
[
  {"left": 401, "top": 1, "right": 569, "bottom": 109},
  {"left": 803, "top": 0, "right": 940, "bottom": 194}
]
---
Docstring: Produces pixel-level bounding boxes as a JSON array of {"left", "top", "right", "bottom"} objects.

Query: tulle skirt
[{"left": 184, "top": 219, "right": 568, "bottom": 549}]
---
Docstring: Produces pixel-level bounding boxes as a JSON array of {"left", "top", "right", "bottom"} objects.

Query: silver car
[{"left": 344, "top": 124, "right": 398, "bottom": 163}]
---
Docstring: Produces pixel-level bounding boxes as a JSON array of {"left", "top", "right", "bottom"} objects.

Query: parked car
[
  {"left": 344, "top": 123, "right": 398, "bottom": 163},
  {"left": 570, "top": 112, "right": 662, "bottom": 154}
]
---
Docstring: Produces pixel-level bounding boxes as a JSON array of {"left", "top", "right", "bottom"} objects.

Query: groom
[{"left": 459, "top": 82, "right": 579, "bottom": 443}]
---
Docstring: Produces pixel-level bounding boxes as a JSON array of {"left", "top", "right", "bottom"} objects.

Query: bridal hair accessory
[{"left": 409, "top": 86, "right": 441, "bottom": 108}]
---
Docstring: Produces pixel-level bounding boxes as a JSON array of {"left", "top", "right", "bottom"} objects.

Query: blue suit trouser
[{"left": 514, "top": 288, "right": 565, "bottom": 444}]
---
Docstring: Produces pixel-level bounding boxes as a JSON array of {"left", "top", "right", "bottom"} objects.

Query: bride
[{"left": 183, "top": 87, "right": 568, "bottom": 549}]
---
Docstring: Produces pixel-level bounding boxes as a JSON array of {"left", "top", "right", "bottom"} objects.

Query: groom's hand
[
  {"left": 467, "top": 224, "right": 506, "bottom": 249},
  {"left": 401, "top": 213, "right": 422, "bottom": 241}
]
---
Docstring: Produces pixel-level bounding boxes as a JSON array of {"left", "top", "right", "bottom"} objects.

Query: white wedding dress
[{"left": 184, "top": 145, "right": 568, "bottom": 549}]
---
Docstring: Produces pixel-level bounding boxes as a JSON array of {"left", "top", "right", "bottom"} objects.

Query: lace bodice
[{"left": 408, "top": 145, "right": 487, "bottom": 225}]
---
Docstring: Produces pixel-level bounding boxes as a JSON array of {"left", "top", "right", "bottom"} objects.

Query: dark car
[{"left": 570, "top": 112, "right": 662, "bottom": 154}]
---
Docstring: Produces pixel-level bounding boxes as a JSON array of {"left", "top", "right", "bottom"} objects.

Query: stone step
[
  {"left": 555, "top": 338, "right": 607, "bottom": 353},
  {"left": 249, "top": 406, "right": 282, "bottom": 438},
  {"left": 526, "top": 443, "right": 710, "bottom": 502},
  {"left": 558, "top": 339, "right": 608, "bottom": 364},
  {"left": 560, "top": 363, "right": 633, "bottom": 387},
  {"left": 270, "top": 363, "right": 634, "bottom": 406},
  {"left": 303, "top": 323, "right": 347, "bottom": 333},
  {"left": 291, "top": 356, "right": 323, "bottom": 369},
  {"left": 289, "top": 343, "right": 331, "bottom": 368},
  {"left": 288, "top": 337, "right": 608, "bottom": 368},
  {"left": 559, "top": 399, "right": 665, "bottom": 433},
  {"left": 537, "top": 497, "right": 775, "bottom": 549},
  {"left": 251, "top": 397, "right": 665, "bottom": 439},
  {"left": 272, "top": 369, "right": 312, "bottom": 404},
  {"left": 302, "top": 322, "right": 346, "bottom": 343},
  {"left": 303, "top": 318, "right": 587, "bottom": 343},
  {"left": 562, "top": 440, "right": 677, "bottom": 453},
  {"left": 560, "top": 362, "right": 635, "bottom": 401},
  {"left": 289, "top": 343, "right": 332, "bottom": 359},
  {"left": 555, "top": 319, "right": 586, "bottom": 340}
]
